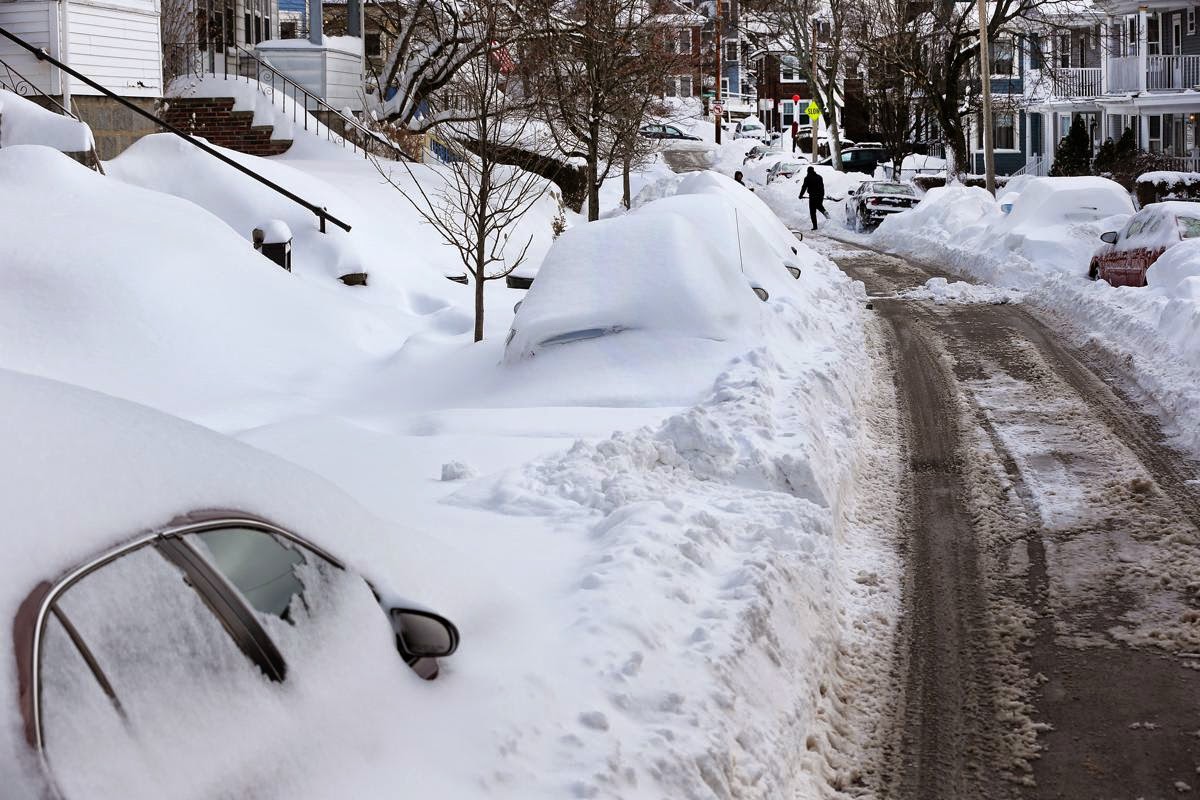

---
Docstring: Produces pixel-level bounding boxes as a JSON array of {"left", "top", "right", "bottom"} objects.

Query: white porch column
[
  {"left": 1101, "top": 15, "right": 1111, "bottom": 93},
  {"left": 1138, "top": 5, "right": 1149, "bottom": 92},
  {"left": 1047, "top": 113, "right": 1056, "bottom": 171},
  {"left": 1140, "top": 112, "right": 1150, "bottom": 147}
]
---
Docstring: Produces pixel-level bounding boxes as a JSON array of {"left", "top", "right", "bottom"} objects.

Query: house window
[
  {"left": 1029, "top": 32, "right": 1042, "bottom": 69},
  {"left": 365, "top": 32, "right": 381, "bottom": 57},
  {"left": 679, "top": 75, "right": 693, "bottom": 96},
  {"left": 244, "top": 12, "right": 252, "bottom": 43},
  {"left": 725, "top": 41, "right": 738, "bottom": 62},
  {"left": 677, "top": 29, "right": 692, "bottom": 53},
  {"left": 1148, "top": 13, "right": 1161, "bottom": 55},
  {"left": 995, "top": 112, "right": 1016, "bottom": 149},
  {"left": 1149, "top": 114, "right": 1162, "bottom": 152},
  {"left": 780, "top": 55, "right": 800, "bottom": 81},
  {"left": 1057, "top": 33, "right": 1070, "bottom": 68},
  {"left": 1190, "top": 8, "right": 1196, "bottom": 35},
  {"left": 1128, "top": 16, "right": 1137, "bottom": 54},
  {"left": 990, "top": 38, "right": 1015, "bottom": 75},
  {"left": 720, "top": 76, "right": 729, "bottom": 96},
  {"left": 782, "top": 99, "right": 795, "bottom": 127}
]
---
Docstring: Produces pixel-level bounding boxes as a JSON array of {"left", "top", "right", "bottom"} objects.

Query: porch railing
[
  {"left": 165, "top": 42, "right": 409, "bottom": 163},
  {"left": 1147, "top": 54, "right": 1200, "bottom": 91},
  {"left": 1050, "top": 67, "right": 1101, "bottom": 98},
  {"left": 1160, "top": 155, "right": 1200, "bottom": 173},
  {"left": 1107, "top": 55, "right": 1140, "bottom": 93},
  {"left": 0, "top": 54, "right": 103, "bottom": 171}
]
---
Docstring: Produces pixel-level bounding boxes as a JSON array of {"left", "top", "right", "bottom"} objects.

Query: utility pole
[
  {"left": 977, "top": 0, "right": 996, "bottom": 194},
  {"left": 714, "top": 0, "right": 722, "bottom": 144},
  {"left": 812, "top": 19, "right": 819, "bottom": 162}
]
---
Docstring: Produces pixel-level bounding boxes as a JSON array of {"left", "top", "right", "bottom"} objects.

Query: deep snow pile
[
  {"left": 873, "top": 176, "right": 1200, "bottom": 456},
  {"left": 445, "top": 172, "right": 892, "bottom": 797},
  {"left": 1, "top": 134, "right": 889, "bottom": 796},
  {"left": 0, "top": 89, "right": 93, "bottom": 152}
]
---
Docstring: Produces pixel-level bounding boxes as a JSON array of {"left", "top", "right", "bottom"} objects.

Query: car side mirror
[
  {"left": 390, "top": 608, "right": 460, "bottom": 659},
  {"left": 1100, "top": 231, "right": 1119, "bottom": 244},
  {"left": 784, "top": 261, "right": 802, "bottom": 279}
]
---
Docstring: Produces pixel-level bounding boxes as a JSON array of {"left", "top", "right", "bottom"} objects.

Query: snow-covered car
[
  {"left": 845, "top": 181, "right": 920, "bottom": 231},
  {"left": 742, "top": 144, "right": 771, "bottom": 164},
  {"left": 733, "top": 118, "right": 771, "bottom": 142},
  {"left": 1090, "top": 201, "right": 1200, "bottom": 287},
  {"left": 765, "top": 160, "right": 809, "bottom": 185},
  {"left": 0, "top": 368, "right": 461, "bottom": 799},
  {"left": 639, "top": 123, "right": 701, "bottom": 142},
  {"left": 819, "top": 146, "right": 891, "bottom": 175}
]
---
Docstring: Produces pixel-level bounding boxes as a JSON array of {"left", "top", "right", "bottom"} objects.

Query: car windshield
[
  {"left": 1177, "top": 215, "right": 1200, "bottom": 239},
  {"left": 741, "top": 122, "right": 762, "bottom": 130},
  {"left": 871, "top": 183, "right": 915, "bottom": 196}
]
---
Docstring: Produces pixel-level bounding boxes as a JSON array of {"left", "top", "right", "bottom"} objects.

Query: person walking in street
[
  {"left": 798, "top": 166, "right": 829, "bottom": 231},
  {"left": 790, "top": 120, "right": 799, "bottom": 154},
  {"left": 734, "top": 170, "right": 745, "bottom": 185}
]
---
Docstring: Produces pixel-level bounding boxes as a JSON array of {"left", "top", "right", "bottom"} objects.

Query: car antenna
[{"left": 734, "top": 208, "right": 746, "bottom": 274}]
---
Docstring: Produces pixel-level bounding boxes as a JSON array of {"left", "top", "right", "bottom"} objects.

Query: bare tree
[
  {"left": 847, "top": 0, "right": 923, "bottom": 168},
  {"left": 377, "top": 39, "right": 549, "bottom": 341},
  {"left": 525, "top": 0, "right": 685, "bottom": 220}
]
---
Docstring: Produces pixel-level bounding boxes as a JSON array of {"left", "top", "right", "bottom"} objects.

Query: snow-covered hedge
[{"left": 1134, "top": 170, "right": 1200, "bottom": 208}]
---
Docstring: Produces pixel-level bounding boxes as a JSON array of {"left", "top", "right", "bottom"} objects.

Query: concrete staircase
[{"left": 162, "top": 97, "right": 292, "bottom": 157}]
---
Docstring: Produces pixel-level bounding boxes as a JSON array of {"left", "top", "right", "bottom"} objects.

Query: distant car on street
[
  {"left": 819, "top": 146, "right": 891, "bottom": 175},
  {"left": 844, "top": 181, "right": 920, "bottom": 231},
  {"left": 765, "top": 160, "right": 809, "bottom": 185},
  {"left": 733, "top": 118, "right": 771, "bottom": 142},
  {"left": 639, "top": 123, "right": 701, "bottom": 141},
  {"left": 743, "top": 144, "right": 771, "bottom": 164},
  {"left": 1090, "top": 201, "right": 1200, "bottom": 286}
]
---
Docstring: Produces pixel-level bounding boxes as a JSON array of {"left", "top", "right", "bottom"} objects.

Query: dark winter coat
[{"left": 799, "top": 171, "right": 825, "bottom": 201}]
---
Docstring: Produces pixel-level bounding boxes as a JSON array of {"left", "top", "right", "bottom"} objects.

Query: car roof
[
  {"left": 0, "top": 368, "right": 459, "bottom": 786},
  {"left": 1146, "top": 200, "right": 1200, "bottom": 218}
]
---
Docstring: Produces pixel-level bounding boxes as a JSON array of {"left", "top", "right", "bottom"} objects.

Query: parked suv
[{"left": 820, "top": 146, "right": 890, "bottom": 175}]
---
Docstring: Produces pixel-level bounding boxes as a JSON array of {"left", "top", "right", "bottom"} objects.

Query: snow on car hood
[{"left": 0, "top": 367, "right": 472, "bottom": 796}]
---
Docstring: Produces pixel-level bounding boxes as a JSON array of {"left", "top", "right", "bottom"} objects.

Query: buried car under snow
[
  {"left": 1090, "top": 201, "right": 1200, "bottom": 287},
  {"left": 0, "top": 368, "right": 460, "bottom": 799},
  {"left": 503, "top": 176, "right": 803, "bottom": 361}
]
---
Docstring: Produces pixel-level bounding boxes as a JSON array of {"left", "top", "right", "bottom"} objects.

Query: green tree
[{"left": 1049, "top": 115, "right": 1091, "bottom": 176}]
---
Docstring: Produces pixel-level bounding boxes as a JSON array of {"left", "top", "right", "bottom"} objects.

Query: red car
[{"left": 1090, "top": 201, "right": 1200, "bottom": 287}]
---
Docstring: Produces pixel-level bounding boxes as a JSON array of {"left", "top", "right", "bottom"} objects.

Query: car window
[
  {"left": 874, "top": 183, "right": 915, "bottom": 196},
  {"left": 1177, "top": 215, "right": 1200, "bottom": 239},
  {"left": 41, "top": 544, "right": 278, "bottom": 797},
  {"left": 190, "top": 528, "right": 307, "bottom": 620},
  {"left": 186, "top": 526, "right": 381, "bottom": 669},
  {"left": 1121, "top": 215, "right": 1147, "bottom": 241},
  {"left": 664, "top": 126, "right": 682, "bottom": 136}
]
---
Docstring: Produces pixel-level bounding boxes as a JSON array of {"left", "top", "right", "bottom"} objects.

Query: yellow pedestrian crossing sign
[{"left": 805, "top": 100, "right": 821, "bottom": 120}]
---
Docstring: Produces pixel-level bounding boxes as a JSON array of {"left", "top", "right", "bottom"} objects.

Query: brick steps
[{"left": 163, "top": 97, "right": 292, "bottom": 157}]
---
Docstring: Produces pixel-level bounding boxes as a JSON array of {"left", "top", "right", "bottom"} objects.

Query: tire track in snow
[{"left": 825, "top": 238, "right": 1200, "bottom": 800}]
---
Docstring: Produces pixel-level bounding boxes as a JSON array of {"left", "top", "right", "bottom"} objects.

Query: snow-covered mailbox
[{"left": 253, "top": 220, "right": 292, "bottom": 271}]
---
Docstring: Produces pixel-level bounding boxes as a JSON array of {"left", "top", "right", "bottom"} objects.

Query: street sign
[
  {"left": 805, "top": 100, "right": 821, "bottom": 120},
  {"left": 712, "top": 103, "right": 723, "bottom": 116},
  {"left": 703, "top": 91, "right": 716, "bottom": 98}
]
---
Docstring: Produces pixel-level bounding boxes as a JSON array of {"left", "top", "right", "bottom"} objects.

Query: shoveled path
[{"left": 815, "top": 235, "right": 1200, "bottom": 800}]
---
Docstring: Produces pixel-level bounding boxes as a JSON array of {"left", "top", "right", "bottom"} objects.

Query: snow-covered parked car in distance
[
  {"left": 734, "top": 117, "right": 771, "bottom": 142},
  {"left": 765, "top": 160, "right": 809, "bottom": 185},
  {"left": 1, "top": 368, "right": 462, "bottom": 799},
  {"left": 1090, "top": 201, "right": 1200, "bottom": 287},
  {"left": 845, "top": 181, "right": 920, "bottom": 231}
]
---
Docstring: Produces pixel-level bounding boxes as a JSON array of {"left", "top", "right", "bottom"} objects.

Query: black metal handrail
[
  {"left": 166, "top": 41, "right": 407, "bottom": 163},
  {"left": 0, "top": 25, "right": 350, "bottom": 233}
]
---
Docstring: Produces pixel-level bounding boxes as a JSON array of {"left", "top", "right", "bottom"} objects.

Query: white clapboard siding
[
  {"left": 66, "top": 0, "right": 161, "bottom": 96},
  {"left": 0, "top": 2, "right": 61, "bottom": 94},
  {"left": 324, "top": 48, "right": 360, "bottom": 112}
]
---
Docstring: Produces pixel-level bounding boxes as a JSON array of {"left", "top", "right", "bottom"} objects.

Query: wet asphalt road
[{"left": 819, "top": 237, "right": 1200, "bottom": 800}]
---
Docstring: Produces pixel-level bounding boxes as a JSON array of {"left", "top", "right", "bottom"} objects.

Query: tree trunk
[
  {"left": 622, "top": 151, "right": 632, "bottom": 209},
  {"left": 587, "top": 121, "right": 601, "bottom": 221},
  {"left": 474, "top": 167, "right": 489, "bottom": 343},
  {"left": 474, "top": 268, "right": 485, "bottom": 343}
]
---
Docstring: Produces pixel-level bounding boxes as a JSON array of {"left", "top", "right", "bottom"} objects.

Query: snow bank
[
  {"left": 0, "top": 90, "right": 93, "bottom": 152},
  {"left": 872, "top": 176, "right": 1200, "bottom": 455},
  {"left": 0, "top": 145, "right": 410, "bottom": 429}
]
